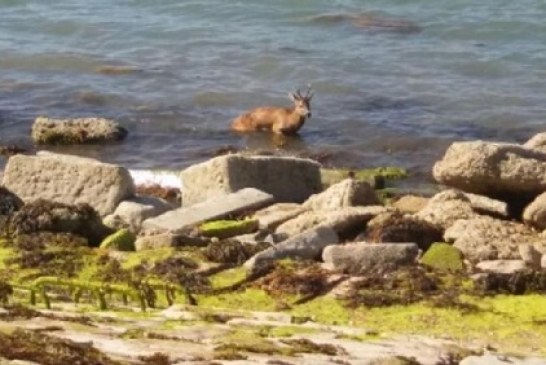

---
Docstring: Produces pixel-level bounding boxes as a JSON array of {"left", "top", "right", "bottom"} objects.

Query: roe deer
[{"left": 231, "top": 88, "right": 313, "bottom": 135}]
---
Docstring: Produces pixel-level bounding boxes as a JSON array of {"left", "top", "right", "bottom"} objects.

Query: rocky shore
[{"left": 1, "top": 131, "right": 546, "bottom": 364}]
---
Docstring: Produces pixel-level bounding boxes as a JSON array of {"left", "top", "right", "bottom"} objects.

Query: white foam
[{"left": 129, "top": 169, "right": 181, "bottom": 189}]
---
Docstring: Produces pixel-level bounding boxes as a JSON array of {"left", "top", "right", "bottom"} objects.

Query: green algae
[
  {"left": 421, "top": 242, "right": 464, "bottom": 271},
  {"left": 99, "top": 229, "right": 136, "bottom": 251},
  {"left": 199, "top": 219, "right": 258, "bottom": 239},
  {"left": 209, "top": 267, "right": 249, "bottom": 289},
  {"left": 198, "top": 288, "right": 278, "bottom": 312}
]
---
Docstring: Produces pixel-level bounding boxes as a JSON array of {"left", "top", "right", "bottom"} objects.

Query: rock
[
  {"left": 180, "top": 154, "right": 321, "bottom": 206},
  {"left": 198, "top": 219, "right": 258, "bottom": 239},
  {"left": 523, "top": 191, "right": 546, "bottom": 229},
  {"left": 99, "top": 229, "right": 136, "bottom": 251},
  {"left": 460, "top": 353, "right": 546, "bottom": 365},
  {"left": 303, "top": 178, "right": 379, "bottom": 211},
  {"left": 433, "top": 140, "right": 546, "bottom": 197},
  {"left": 102, "top": 196, "right": 172, "bottom": 233},
  {"left": 523, "top": 132, "right": 546, "bottom": 153},
  {"left": 31, "top": 116, "right": 128, "bottom": 144},
  {"left": 445, "top": 216, "right": 543, "bottom": 262},
  {"left": 322, "top": 242, "right": 419, "bottom": 275},
  {"left": 2, "top": 152, "right": 134, "bottom": 216},
  {"left": 252, "top": 203, "right": 307, "bottom": 230},
  {"left": 415, "top": 190, "right": 477, "bottom": 230},
  {"left": 142, "top": 188, "right": 274, "bottom": 234},
  {"left": 276, "top": 206, "right": 390, "bottom": 238},
  {"left": 366, "top": 212, "right": 443, "bottom": 251},
  {"left": 0, "top": 187, "right": 23, "bottom": 216},
  {"left": 476, "top": 260, "right": 527, "bottom": 274},
  {"left": 464, "top": 192, "right": 509, "bottom": 218},
  {"left": 244, "top": 226, "right": 339, "bottom": 271},
  {"left": 134, "top": 232, "right": 179, "bottom": 251},
  {"left": 519, "top": 244, "right": 542, "bottom": 269},
  {"left": 392, "top": 195, "right": 429, "bottom": 214},
  {"left": 420, "top": 243, "right": 464, "bottom": 271},
  {"left": 8, "top": 199, "right": 111, "bottom": 245}
]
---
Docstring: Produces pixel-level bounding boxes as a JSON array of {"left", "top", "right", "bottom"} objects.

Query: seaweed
[{"left": 203, "top": 239, "right": 270, "bottom": 265}]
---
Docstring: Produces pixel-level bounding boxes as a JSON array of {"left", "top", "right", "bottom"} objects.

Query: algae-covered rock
[
  {"left": 31, "top": 116, "right": 128, "bottom": 144},
  {"left": 320, "top": 166, "right": 408, "bottom": 188},
  {"left": 199, "top": 219, "right": 258, "bottom": 239},
  {"left": 420, "top": 242, "right": 464, "bottom": 271},
  {"left": 99, "top": 229, "right": 136, "bottom": 251},
  {"left": 366, "top": 212, "right": 443, "bottom": 251},
  {"left": 8, "top": 199, "right": 112, "bottom": 246}
]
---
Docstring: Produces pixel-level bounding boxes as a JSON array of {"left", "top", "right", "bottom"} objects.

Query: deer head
[{"left": 289, "top": 87, "right": 314, "bottom": 118}]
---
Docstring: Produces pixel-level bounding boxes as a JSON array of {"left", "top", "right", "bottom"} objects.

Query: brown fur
[{"left": 231, "top": 90, "right": 313, "bottom": 135}]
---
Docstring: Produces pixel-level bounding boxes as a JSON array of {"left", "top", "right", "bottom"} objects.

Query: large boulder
[
  {"left": 180, "top": 154, "right": 321, "bottom": 206},
  {"left": 2, "top": 152, "right": 134, "bottom": 216},
  {"left": 8, "top": 199, "right": 111, "bottom": 245},
  {"left": 303, "top": 178, "right": 379, "bottom": 211},
  {"left": 444, "top": 216, "right": 544, "bottom": 262},
  {"left": 322, "top": 242, "right": 419, "bottom": 275},
  {"left": 433, "top": 141, "right": 546, "bottom": 198},
  {"left": 31, "top": 116, "right": 128, "bottom": 144},
  {"left": 523, "top": 132, "right": 546, "bottom": 153}
]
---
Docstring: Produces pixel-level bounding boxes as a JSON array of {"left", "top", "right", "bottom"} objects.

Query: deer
[{"left": 231, "top": 88, "right": 314, "bottom": 135}]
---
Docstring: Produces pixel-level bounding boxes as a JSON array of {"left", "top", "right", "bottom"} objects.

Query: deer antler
[{"left": 304, "top": 85, "right": 314, "bottom": 100}]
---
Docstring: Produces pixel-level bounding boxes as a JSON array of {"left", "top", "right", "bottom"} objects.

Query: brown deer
[{"left": 231, "top": 88, "right": 313, "bottom": 135}]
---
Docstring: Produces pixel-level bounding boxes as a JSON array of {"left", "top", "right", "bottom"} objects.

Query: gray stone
[
  {"left": 476, "top": 260, "right": 527, "bottom": 274},
  {"left": 445, "top": 216, "right": 543, "bottom": 262},
  {"left": 322, "top": 242, "right": 419, "bottom": 275},
  {"left": 180, "top": 154, "right": 321, "bottom": 206},
  {"left": 2, "top": 152, "right": 134, "bottom": 216},
  {"left": 523, "top": 191, "right": 546, "bottom": 230},
  {"left": 464, "top": 192, "right": 509, "bottom": 218},
  {"left": 519, "top": 244, "right": 542, "bottom": 269},
  {"left": 433, "top": 140, "right": 546, "bottom": 196},
  {"left": 415, "top": 189, "right": 477, "bottom": 230},
  {"left": 303, "top": 178, "right": 379, "bottom": 211},
  {"left": 31, "top": 116, "right": 127, "bottom": 144},
  {"left": 276, "top": 206, "right": 390, "bottom": 237},
  {"left": 252, "top": 203, "right": 307, "bottom": 230},
  {"left": 103, "top": 195, "right": 172, "bottom": 233},
  {"left": 141, "top": 188, "right": 274, "bottom": 234},
  {"left": 244, "top": 226, "right": 339, "bottom": 270}
]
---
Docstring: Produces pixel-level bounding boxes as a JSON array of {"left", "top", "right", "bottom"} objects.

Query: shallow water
[{"left": 1, "top": 0, "right": 546, "bottom": 175}]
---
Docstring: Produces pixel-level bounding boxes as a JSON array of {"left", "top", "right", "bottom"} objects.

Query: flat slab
[{"left": 142, "top": 188, "right": 274, "bottom": 233}]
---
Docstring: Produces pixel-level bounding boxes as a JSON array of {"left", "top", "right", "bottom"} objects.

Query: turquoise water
[{"left": 1, "top": 0, "right": 546, "bottom": 173}]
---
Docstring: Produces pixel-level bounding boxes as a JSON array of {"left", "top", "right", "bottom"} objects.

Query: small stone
[
  {"left": 252, "top": 203, "right": 307, "bottom": 230},
  {"left": 303, "top": 178, "right": 379, "bottom": 211},
  {"left": 420, "top": 242, "right": 464, "bottom": 271},
  {"left": 31, "top": 116, "right": 128, "bottom": 144},
  {"left": 518, "top": 244, "right": 542, "bottom": 269},
  {"left": 476, "top": 260, "right": 527, "bottom": 274},
  {"left": 392, "top": 195, "right": 429, "bottom": 214}
]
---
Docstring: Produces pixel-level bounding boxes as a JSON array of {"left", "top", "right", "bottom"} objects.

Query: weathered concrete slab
[
  {"left": 322, "top": 242, "right": 419, "bottom": 274},
  {"left": 252, "top": 203, "right": 308, "bottom": 230},
  {"left": 180, "top": 154, "right": 321, "bottom": 206},
  {"left": 2, "top": 152, "right": 134, "bottom": 216},
  {"left": 244, "top": 225, "right": 339, "bottom": 271},
  {"left": 141, "top": 188, "right": 274, "bottom": 233},
  {"left": 476, "top": 260, "right": 527, "bottom": 274},
  {"left": 103, "top": 195, "right": 173, "bottom": 233}
]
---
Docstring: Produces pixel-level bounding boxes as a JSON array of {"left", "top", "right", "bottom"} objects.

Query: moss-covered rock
[
  {"left": 421, "top": 242, "right": 464, "bottom": 271},
  {"left": 99, "top": 229, "right": 136, "bottom": 251},
  {"left": 203, "top": 240, "right": 270, "bottom": 265},
  {"left": 321, "top": 167, "right": 408, "bottom": 188},
  {"left": 199, "top": 219, "right": 258, "bottom": 239},
  {"left": 366, "top": 212, "right": 443, "bottom": 251},
  {"left": 8, "top": 199, "right": 112, "bottom": 246}
]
